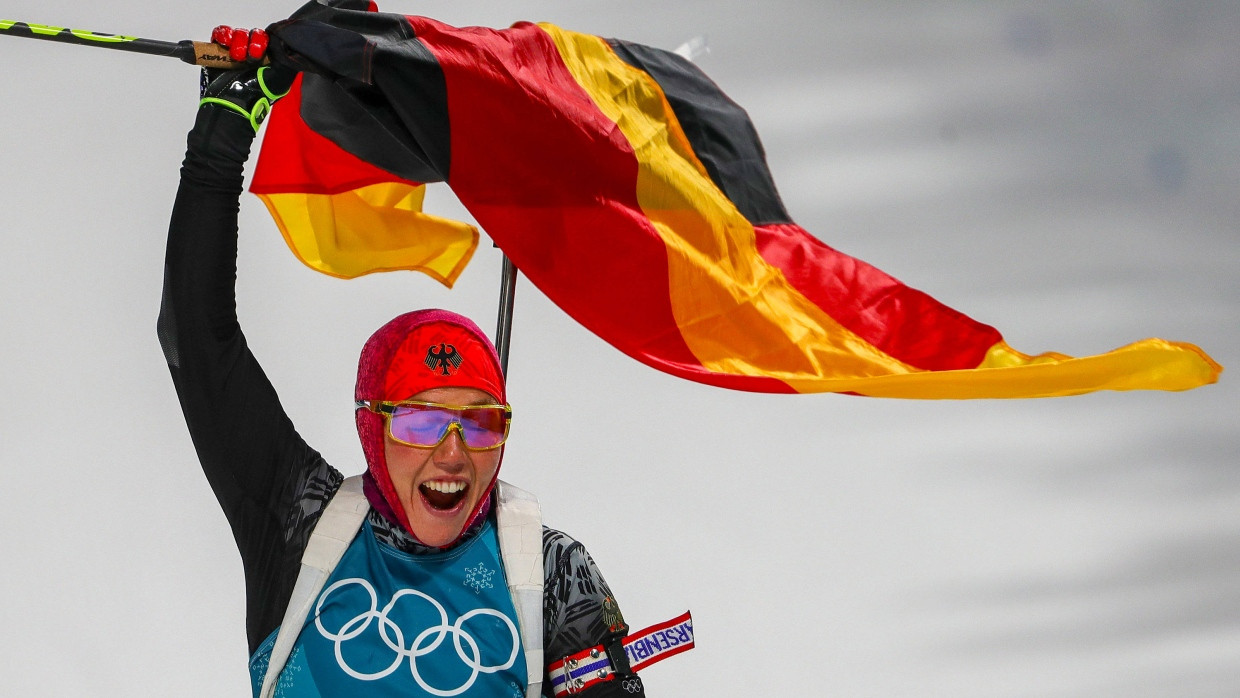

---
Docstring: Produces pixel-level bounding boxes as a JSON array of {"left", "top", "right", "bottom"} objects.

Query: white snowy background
[{"left": 1, "top": 1, "right": 1237, "bottom": 695}]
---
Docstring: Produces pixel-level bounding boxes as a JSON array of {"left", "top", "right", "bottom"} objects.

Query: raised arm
[{"left": 157, "top": 64, "right": 340, "bottom": 653}]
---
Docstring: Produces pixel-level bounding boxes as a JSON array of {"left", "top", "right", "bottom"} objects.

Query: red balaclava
[{"left": 355, "top": 309, "right": 507, "bottom": 547}]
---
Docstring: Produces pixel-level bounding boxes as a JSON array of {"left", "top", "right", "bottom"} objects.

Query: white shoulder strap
[
  {"left": 259, "top": 474, "right": 369, "bottom": 698},
  {"left": 495, "top": 480, "right": 545, "bottom": 698}
]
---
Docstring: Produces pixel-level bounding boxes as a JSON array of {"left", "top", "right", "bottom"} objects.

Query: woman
[{"left": 158, "top": 31, "right": 641, "bottom": 696}]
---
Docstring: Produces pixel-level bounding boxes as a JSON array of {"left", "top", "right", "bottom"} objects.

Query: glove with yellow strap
[{"left": 197, "top": 25, "right": 295, "bottom": 132}]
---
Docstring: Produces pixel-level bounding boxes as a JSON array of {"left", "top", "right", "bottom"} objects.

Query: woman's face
[{"left": 382, "top": 386, "right": 503, "bottom": 547}]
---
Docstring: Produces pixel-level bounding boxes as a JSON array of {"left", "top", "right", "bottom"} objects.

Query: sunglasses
[{"left": 357, "top": 400, "right": 512, "bottom": 451}]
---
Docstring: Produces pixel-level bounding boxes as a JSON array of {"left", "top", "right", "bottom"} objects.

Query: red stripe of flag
[
  {"left": 252, "top": 76, "right": 420, "bottom": 197},
  {"left": 754, "top": 223, "right": 1003, "bottom": 371}
]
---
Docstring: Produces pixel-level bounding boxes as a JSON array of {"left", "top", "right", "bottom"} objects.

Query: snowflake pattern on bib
[{"left": 464, "top": 562, "right": 495, "bottom": 593}]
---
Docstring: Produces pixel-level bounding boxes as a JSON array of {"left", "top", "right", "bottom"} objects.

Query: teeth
[{"left": 423, "top": 480, "right": 467, "bottom": 494}]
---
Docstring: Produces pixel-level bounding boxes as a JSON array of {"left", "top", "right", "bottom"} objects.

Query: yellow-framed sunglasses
[{"left": 357, "top": 400, "right": 512, "bottom": 450}]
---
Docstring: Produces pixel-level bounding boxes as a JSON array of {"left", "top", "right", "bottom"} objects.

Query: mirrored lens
[
  {"left": 387, "top": 404, "right": 508, "bottom": 449},
  {"left": 388, "top": 404, "right": 453, "bottom": 446},
  {"left": 455, "top": 406, "right": 508, "bottom": 448}
]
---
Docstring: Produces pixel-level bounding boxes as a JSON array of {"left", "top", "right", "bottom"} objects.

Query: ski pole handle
[
  {"left": 187, "top": 40, "right": 270, "bottom": 68},
  {"left": 0, "top": 20, "right": 264, "bottom": 68}
]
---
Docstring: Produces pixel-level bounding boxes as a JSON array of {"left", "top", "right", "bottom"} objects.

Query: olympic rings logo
[{"left": 314, "top": 578, "right": 520, "bottom": 697}]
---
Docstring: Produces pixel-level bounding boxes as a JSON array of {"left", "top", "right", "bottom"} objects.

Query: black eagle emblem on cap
[{"left": 424, "top": 343, "right": 463, "bottom": 376}]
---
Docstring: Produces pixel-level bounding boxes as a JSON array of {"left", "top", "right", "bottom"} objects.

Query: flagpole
[{"left": 495, "top": 254, "right": 518, "bottom": 377}]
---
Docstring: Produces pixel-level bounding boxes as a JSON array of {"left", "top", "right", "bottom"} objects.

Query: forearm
[{"left": 159, "top": 107, "right": 251, "bottom": 396}]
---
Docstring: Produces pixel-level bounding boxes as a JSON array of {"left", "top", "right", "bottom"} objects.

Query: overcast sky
[{"left": 2, "top": 1, "right": 1238, "bottom": 696}]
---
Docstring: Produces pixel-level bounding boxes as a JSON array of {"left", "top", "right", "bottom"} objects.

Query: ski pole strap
[
  {"left": 199, "top": 66, "right": 290, "bottom": 133},
  {"left": 547, "top": 611, "right": 694, "bottom": 696}
]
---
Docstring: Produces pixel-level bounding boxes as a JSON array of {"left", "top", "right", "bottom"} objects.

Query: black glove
[{"left": 198, "top": 26, "right": 296, "bottom": 132}]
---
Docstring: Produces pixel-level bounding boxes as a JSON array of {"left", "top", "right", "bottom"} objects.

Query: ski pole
[{"left": 0, "top": 19, "right": 252, "bottom": 68}]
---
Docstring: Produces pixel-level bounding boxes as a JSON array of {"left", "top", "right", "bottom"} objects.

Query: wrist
[{"left": 185, "top": 105, "right": 257, "bottom": 172}]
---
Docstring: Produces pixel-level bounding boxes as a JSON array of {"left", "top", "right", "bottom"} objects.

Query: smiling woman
[
  {"left": 379, "top": 390, "right": 505, "bottom": 546},
  {"left": 155, "top": 41, "right": 658, "bottom": 696},
  {"left": 352, "top": 310, "right": 511, "bottom": 549}
]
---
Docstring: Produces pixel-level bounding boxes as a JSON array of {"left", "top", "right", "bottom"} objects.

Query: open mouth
[{"left": 420, "top": 480, "right": 469, "bottom": 512}]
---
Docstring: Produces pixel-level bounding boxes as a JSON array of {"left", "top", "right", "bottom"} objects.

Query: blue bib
[{"left": 249, "top": 518, "right": 527, "bottom": 698}]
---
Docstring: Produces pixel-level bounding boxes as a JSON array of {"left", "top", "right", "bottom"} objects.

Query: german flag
[
  {"left": 256, "top": 1, "right": 1221, "bottom": 398},
  {"left": 251, "top": 72, "right": 478, "bottom": 284}
]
